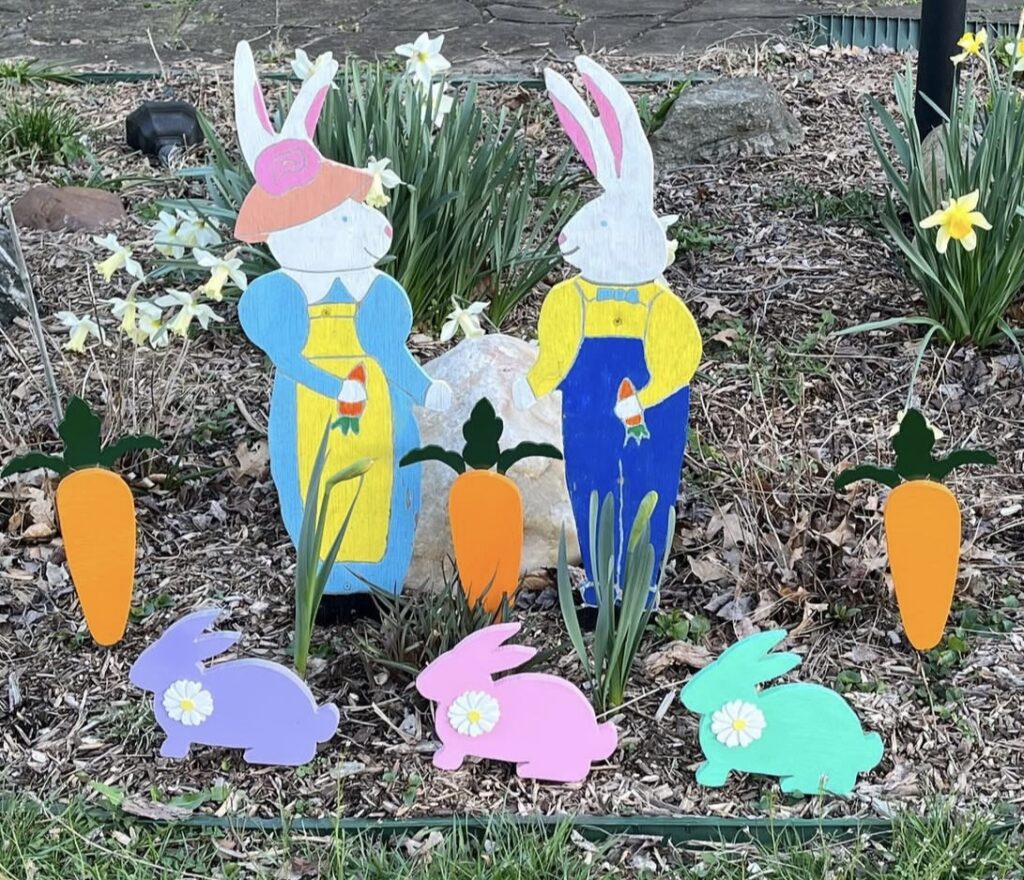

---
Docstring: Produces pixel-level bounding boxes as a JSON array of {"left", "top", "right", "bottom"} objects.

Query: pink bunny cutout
[{"left": 416, "top": 622, "right": 617, "bottom": 783}]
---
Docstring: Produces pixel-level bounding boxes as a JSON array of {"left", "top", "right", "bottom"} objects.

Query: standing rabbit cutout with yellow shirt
[
  {"left": 514, "top": 57, "right": 701, "bottom": 605},
  {"left": 232, "top": 41, "right": 452, "bottom": 595}
]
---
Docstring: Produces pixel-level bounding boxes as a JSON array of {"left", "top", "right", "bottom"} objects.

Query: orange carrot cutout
[
  {"left": 834, "top": 409, "right": 995, "bottom": 650},
  {"left": 2, "top": 398, "right": 162, "bottom": 646},
  {"left": 400, "top": 398, "right": 563, "bottom": 614}
]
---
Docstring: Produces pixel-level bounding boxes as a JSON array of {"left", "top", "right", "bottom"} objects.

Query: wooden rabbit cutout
[
  {"left": 514, "top": 57, "right": 702, "bottom": 606},
  {"left": 232, "top": 41, "right": 452, "bottom": 595},
  {"left": 680, "top": 630, "right": 884, "bottom": 795}
]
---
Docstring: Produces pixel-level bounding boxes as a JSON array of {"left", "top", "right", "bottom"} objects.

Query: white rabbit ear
[
  {"left": 574, "top": 56, "right": 653, "bottom": 198},
  {"left": 234, "top": 41, "right": 277, "bottom": 170},
  {"left": 544, "top": 67, "right": 614, "bottom": 183},
  {"left": 280, "top": 53, "right": 338, "bottom": 141}
]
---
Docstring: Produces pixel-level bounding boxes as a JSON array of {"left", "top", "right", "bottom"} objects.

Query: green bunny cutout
[{"left": 680, "top": 631, "right": 883, "bottom": 796}]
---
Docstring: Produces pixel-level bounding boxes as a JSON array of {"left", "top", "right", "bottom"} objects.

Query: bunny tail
[
  {"left": 595, "top": 721, "right": 618, "bottom": 761},
  {"left": 314, "top": 704, "right": 341, "bottom": 743},
  {"left": 862, "top": 732, "right": 884, "bottom": 771}
]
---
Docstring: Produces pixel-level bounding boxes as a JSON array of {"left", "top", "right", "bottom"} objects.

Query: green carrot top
[
  {"left": 400, "top": 397, "right": 562, "bottom": 475},
  {"left": 2, "top": 397, "right": 162, "bottom": 478},
  {"left": 834, "top": 408, "right": 995, "bottom": 490}
]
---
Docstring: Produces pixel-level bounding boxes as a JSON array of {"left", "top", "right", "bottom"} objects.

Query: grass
[
  {"left": 1, "top": 798, "right": 1022, "bottom": 879},
  {"left": 0, "top": 58, "right": 82, "bottom": 86},
  {"left": 764, "top": 185, "right": 877, "bottom": 226},
  {"left": 0, "top": 98, "right": 84, "bottom": 165}
]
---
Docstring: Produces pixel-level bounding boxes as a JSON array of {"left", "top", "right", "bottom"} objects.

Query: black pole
[{"left": 914, "top": 0, "right": 968, "bottom": 138}]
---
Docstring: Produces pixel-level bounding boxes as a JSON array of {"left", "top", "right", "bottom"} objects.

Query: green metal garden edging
[
  {"left": 801, "top": 14, "right": 1019, "bottom": 51},
  {"left": 15, "top": 799, "right": 1020, "bottom": 846},
  {"left": 66, "top": 71, "right": 711, "bottom": 88}
]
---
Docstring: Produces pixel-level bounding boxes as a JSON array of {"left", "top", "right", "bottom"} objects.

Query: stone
[
  {"left": 12, "top": 185, "right": 126, "bottom": 233},
  {"left": 407, "top": 333, "right": 581, "bottom": 591},
  {"left": 651, "top": 76, "right": 803, "bottom": 167}
]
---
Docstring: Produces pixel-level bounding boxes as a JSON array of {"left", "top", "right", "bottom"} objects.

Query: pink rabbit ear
[
  {"left": 580, "top": 74, "right": 622, "bottom": 177},
  {"left": 485, "top": 645, "right": 537, "bottom": 674},
  {"left": 304, "top": 85, "right": 328, "bottom": 138},
  {"left": 253, "top": 82, "right": 274, "bottom": 135},
  {"left": 455, "top": 622, "right": 522, "bottom": 658},
  {"left": 549, "top": 95, "right": 598, "bottom": 176}
]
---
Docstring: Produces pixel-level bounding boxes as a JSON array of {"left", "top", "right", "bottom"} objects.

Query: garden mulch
[{"left": 1, "top": 41, "right": 1023, "bottom": 825}]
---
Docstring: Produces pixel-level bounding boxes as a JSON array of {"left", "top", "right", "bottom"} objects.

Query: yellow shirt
[{"left": 526, "top": 277, "right": 702, "bottom": 409}]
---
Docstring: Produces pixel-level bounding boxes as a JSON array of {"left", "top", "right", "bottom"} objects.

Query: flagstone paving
[{"left": 0, "top": 0, "right": 1018, "bottom": 71}]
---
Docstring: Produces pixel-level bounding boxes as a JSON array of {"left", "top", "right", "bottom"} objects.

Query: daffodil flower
[
  {"left": 193, "top": 248, "right": 248, "bottom": 301},
  {"left": 919, "top": 190, "right": 992, "bottom": 254},
  {"left": 154, "top": 289, "right": 223, "bottom": 337},
  {"left": 56, "top": 311, "right": 103, "bottom": 353},
  {"left": 109, "top": 296, "right": 164, "bottom": 343},
  {"left": 395, "top": 32, "right": 451, "bottom": 87},
  {"left": 93, "top": 234, "right": 145, "bottom": 283},
  {"left": 1007, "top": 36, "right": 1024, "bottom": 72},
  {"left": 422, "top": 81, "right": 454, "bottom": 127},
  {"left": 175, "top": 209, "right": 222, "bottom": 250},
  {"left": 291, "top": 48, "right": 334, "bottom": 82},
  {"left": 364, "top": 157, "right": 403, "bottom": 208},
  {"left": 951, "top": 29, "right": 987, "bottom": 65},
  {"left": 134, "top": 311, "right": 170, "bottom": 348},
  {"left": 151, "top": 210, "right": 190, "bottom": 258},
  {"left": 439, "top": 297, "right": 487, "bottom": 342}
]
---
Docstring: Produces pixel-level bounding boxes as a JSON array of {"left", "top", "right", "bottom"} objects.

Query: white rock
[{"left": 407, "top": 334, "right": 581, "bottom": 591}]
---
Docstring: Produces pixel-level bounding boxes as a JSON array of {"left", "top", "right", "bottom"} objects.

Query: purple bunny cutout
[
  {"left": 417, "top": 623, "right": 618, "bottom": 783},
  {"left": 130, "top": 608, "right": 339, "bottom": 766}
]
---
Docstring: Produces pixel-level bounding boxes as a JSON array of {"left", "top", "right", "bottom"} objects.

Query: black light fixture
[
  {"left": 914, "top": 0, "right": 968, "bottom": 139},
  {"left": 126, "top": 101, "right": 204, "bottom": 166}
]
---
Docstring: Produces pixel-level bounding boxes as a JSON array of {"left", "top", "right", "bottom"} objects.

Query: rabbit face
[
  {"left": 545, "top": 56, "right": 669, "bottom": 286},
  {"left": 679, "top": 663, "right": 731, "bottom": 714},
  {"left": 266, "top": 200, "right": 393, "bottom": 273},
  {"left": 559, "top": 188, "right": 668, "bottom": 284},
  {"left": 129, "top": 639, "right": 184, "bottom": 693}
]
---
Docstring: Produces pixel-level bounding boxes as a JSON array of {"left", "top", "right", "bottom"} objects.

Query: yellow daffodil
[
  {"left": 151, "top": 210, "right": 189, "bottom": 258},
  {"left": 175, "top": 209, "right": 222, "bottom": 250},
  {"left": 109, "top": 296, "right": 163, "bottom": 344},
  {"left": 291, "top": 48, "right": 334, "bottom": 82},
  {"left": 439, "top": 297, "right": 487, "bottom": 342},
  {"left": 364, "top": 157, "right": 402, "bottom": 208},
  {"left": 395, "top": 32, "right": 450, "bottom": 87},
  {"left": 154, "top": 289, "right": 223, "bottom": 337},
  {"left": 56, "top": 311, "right": 103, "bottom": 353},
  {"left": 951, "top": 28, "right": 986, "bottom": 65},
  {"left": 93, "top": 234, "right": 145, "bottom": 283},
  {"left": 919, "top": 190, "right": 991, "bottom": 253},
  {"left": 193, "top": 248, "right": 248, "bottom": 301}
]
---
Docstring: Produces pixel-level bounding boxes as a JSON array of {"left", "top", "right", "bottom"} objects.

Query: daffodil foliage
[{"left": 861, "top": 53, "right": 1024, "bottom": 353}]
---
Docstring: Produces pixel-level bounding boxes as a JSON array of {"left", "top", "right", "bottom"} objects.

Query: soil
[{"left": 1, "top": 42, "right": 1023, "bottom": 825}]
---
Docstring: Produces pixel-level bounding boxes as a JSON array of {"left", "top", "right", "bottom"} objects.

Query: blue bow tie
[{"left": 595, "top": 287, "right": 640, "bottom": 304}]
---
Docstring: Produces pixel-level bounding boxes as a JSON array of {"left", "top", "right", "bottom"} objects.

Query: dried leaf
[
  {"left": 645, "top": 641, "right": 714, "bottom": 676},
  {"left": 688, "top": 555, "right": 731, "bottom": 583}
]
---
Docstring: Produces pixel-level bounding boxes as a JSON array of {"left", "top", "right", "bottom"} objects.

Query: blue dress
[{"left": 239, "top": 271, "right": 430, "bottom": 595}]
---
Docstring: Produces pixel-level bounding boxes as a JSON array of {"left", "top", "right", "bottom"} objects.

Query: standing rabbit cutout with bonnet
[
  {"left": 680, "top": 630, "right": 884, "bottom": 795},
  {"left": 232, "top": 42, "right": 452, "bottom": 595},
  {"left": 513, "top": 57, "right": 701, "bottom": 606}
]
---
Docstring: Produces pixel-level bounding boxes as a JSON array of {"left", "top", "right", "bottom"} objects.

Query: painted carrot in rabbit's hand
[
  {"left": 834, "top": 409, "right": 995, "bottom": 650},
  {"left": 2, "top": 397, "right": 161, "bottom": 646}
]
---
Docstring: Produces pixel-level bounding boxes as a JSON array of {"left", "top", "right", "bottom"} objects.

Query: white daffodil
[
  {"left": 364, "top": 157, "right": 403, "bottom": 208},
  {"left": 659, "top": 213, "right": 680, "bottom": 266},
  {"left": 193, "top": 248, "right": 248, "bottom": 301},
  {"left": 155, "top": 289, "right": 224, "bottom": 337},
  {"left": 395, "top": 32, "right": 451, "bottom": 87},
  {"left": 110, "top": 296, "right": 164, "bottom": 344},
  {"left": 439, "top": 297, "right": 487, "bottom": 342},
  {"left": 136, "top": 311, "right": 170, "bottom": 348},
  {"left": 93, "top": 234, "right": 145, "bottom": 283},
  {"left": 175, "top": 209, "right": 222, "bottom": 250},
  {"left": 56, "top": 311, "right": 103, "bottom": 353},
  {"left": 447, "top": 690, "right": 500, "bottom": 737},
  {"left": 291, "top": 47, "right": 334, "bottom": 82},
  {"left": 162, "top": 679, "right": 214, "bottom": 726},
  {"left": 151, "top": 210, "right": 189, "bottom": 259},
  {"left": 422, "top": 81, "right": 455, "bottom": 127},
  {"left": 710, "top": 699, "right": 766, "bottom": 749}
]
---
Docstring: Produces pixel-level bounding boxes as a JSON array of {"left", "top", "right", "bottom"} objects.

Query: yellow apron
[{"left": 295, "top": 302, "right": 393, "bottom": 562}]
